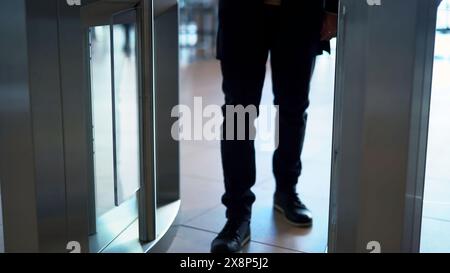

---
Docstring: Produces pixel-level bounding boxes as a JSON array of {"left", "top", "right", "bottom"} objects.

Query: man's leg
[
  {"left": 211, "top": 1, "right": 268, "bottom": 252},
  {"left": 270, "top": 17, "right": 318, "bottom": 227},
  {"left": 271, "top": 49, "right": 316, "bottom": 194},
  {"left": 220, "top": 57, "right": 268, "bottom": 221},
  {"left": 211, "top": 56, "right": 268, "bottom": 253}
]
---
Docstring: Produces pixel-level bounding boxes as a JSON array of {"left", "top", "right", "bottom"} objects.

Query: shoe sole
[
  {"left": 211, "top": 235, "right": 251, "bottom": 254},
  {"left": 237, "top": 235, "right": 251, "bottom": 253},
  {"left": 274, "top": 204, "right": 313, "bottom": 228}
]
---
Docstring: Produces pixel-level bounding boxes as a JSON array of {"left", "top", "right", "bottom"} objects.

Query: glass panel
[
  {"left": 88, "top": 10, "right": 140, "bottom": 252},
  {"left": 90, "top": 26, "right": 116, "bottom": 217},
  {"left": 112, "top": 13, "right": 141, "bottom": 206},
  {"left": 420, "top": 0, "right": 450, "bottom": 253}
]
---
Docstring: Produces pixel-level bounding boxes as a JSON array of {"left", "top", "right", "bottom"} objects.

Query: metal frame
[
  {"left": 0, "top": 0, "right": 41, "bottom": 253},
  {"left": 153, "top": 0, "right": 181, "bottom": 209},
  {"left": 82, "top": 0, "right": 181, "bottom": 251},
  {"left": 1, "top": 0, "right": 180, "bottom": 253},
  {"left": 137, "top": 0, "right": 158, "bottom": 243},
  {"left": 83, "top": 2, "right": 140, "bottom": 253},
  {"left": 81, "top": 0, "right": 157, "bottom": 250},
  {"left": 0, "top": 0, "right": 91, "bottom": 252},
  {"left": 403, "top": 0, "right": 442, "bottom": 252},
  {"left": 58, "top": 0, "right": 92, "bottom": 251},
  {"left": 329, "top": 0, "right": 441, "bottom": 253}
]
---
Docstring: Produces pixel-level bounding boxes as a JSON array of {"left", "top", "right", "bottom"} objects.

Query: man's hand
[{"left": 321, "top": 12, "right": 338, "bottom": 41}]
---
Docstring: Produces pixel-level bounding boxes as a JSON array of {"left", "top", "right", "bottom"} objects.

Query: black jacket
[{"left": 217, "top": 0, "right": 340, "bottom": 60}]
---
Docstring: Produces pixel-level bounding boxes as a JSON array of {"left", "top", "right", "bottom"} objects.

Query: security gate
[
  {"left": 329, "top": 0, "right": 441, "bottom": 253},
  {"left": 0, "top": 0, "right": 180, "bottom": 253}
]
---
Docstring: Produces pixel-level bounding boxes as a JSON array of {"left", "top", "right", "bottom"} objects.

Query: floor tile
[
  {"left": 180, "top": 146, "right": 223, "bottom": 182},
  {"left": 178, "top": 177, "right": 223, "bottom": 224},
  {"left": 420, "top": 217, "right": 450, "bottom": 253},
  {"left": 165, "top": 226, "right": 215, "bottom": 253},
  {"left": 242, "top": 241, "right": 300, "bottom": 253},
  {"left": 166, "top": 226, "right": 300, "bottom": 253},
  {"left": 422, "top": 201, "right": 450, "bottom": 222},
  {"left": 422, "top": 178, "right": 450, "bottom": 222},
  {"left": 185, "top": 186, "right": 329, "bottom": 253}
]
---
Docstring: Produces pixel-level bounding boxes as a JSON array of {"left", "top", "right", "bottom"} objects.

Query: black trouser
[{"left": 219, "top": 4, "right": 322, "bottom": 221}]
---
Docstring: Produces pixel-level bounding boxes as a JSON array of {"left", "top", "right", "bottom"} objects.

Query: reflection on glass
[
  {"left": 90, "top": 26, "right": 116, "bottom": 217},
  {"left": 112, "top": 20, "right": 141, "bottom": 205},
  {"left": 420, "top": 2, "right": 450, "bottom": 253}
]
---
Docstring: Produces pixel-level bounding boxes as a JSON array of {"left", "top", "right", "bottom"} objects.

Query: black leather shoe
[
  {"left": 210, "top": 220, "right": 251, "bottom": 253},
  {"left": 274, "top": 192, "right": 313, "bottom": 227}
]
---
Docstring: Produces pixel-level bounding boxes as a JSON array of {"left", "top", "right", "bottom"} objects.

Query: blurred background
[{"left": 179, "top": 0, "right": 218, "bottom": 64}]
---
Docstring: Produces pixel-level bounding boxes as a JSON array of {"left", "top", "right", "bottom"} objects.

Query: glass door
[
  {"left": 111, "top": 10, "right": 141, "bottom": 207},
  {"left": 81, "top": 0, "right": 180, "bottom": 252},
  {"left": 87, "top": 7, "right": 142, "bottom": 253}
]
